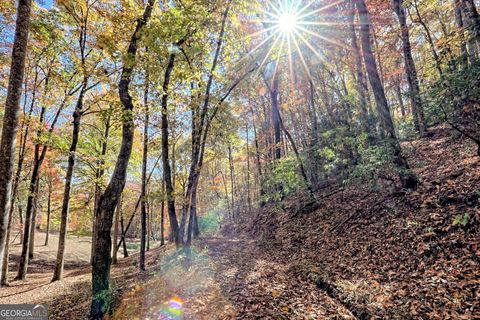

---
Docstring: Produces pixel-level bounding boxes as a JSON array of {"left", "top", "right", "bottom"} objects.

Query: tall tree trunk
[
  {"left": 227, "top": 144, "right": 236, "bottom": 218},
  {"left": 271, "top": 77, "right": 282, "bottom": 160},
  {"left": 161, "top": 53, "right": 181, "bottom": 246},
  {"left": 53, "top": 6, "right": 92, "bottom": 278},
  {"left": 28, "top": 180, "right": 40, "bottom": 259},
  {"left": 249, "top": 106, "right": 264, "bottom": 202},
  {"left": 91, "top": 114, "right": 111, "bottom": 264},
  {"left": 146, "top": 198, "right": 151, "bottom": 250},
  {"left": 0, "top": 0, "right": 33, "bottom": 282},
  {"left": 348, "top": 3, "right": 370, "bottom": 132},
  {"left": 356, "top": 0, "right": 418, "bottom": 190},
  {"left": 462, "top": 0, "right": 480, "bottom": 60},
  {"left": 16, "top": 154, "right": 41, "bottom": 280},
  {"left": 44, "top": 181, "right": 52, "bottom": 246},
  {"left": 1, "top": 88, "right": 35, "bottom": 285},
  {"left": 182, "top": 1, "right": 233, "bottom": 244},
  {"left": 455, "top": 0, "right": 469, "bottom": 63},
  {"left": 140, "top": 75, "right": 149, "bottom": 271},
  {"left": 395, "top": 76, "right": 406, "bottom": 117},
  {"left": 160, "top": 180, "right": 165, "bottom": 246},
  {"left": 90, "top": 1, "right": 155, "bottom": 318},
  {"left": 245, "top": 123, "right": 252, "bottom": 214},
  {"left": 16, "top": 103, "right": 54, "bottom": 280},
  {"left": 52, "top": 80, "right": 87, "bottom": 282},
  {"left": 394, "top": 0, "right": 427, "bottom": 136}
]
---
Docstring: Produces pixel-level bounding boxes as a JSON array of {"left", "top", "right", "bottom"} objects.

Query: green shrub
[{"left": 262, "top": 156, "right": 307, "bottom": 202}]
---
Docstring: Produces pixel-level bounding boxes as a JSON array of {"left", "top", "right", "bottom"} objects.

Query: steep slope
[{"left": 239, "top": 126, "right": 480, "bottom": 319}]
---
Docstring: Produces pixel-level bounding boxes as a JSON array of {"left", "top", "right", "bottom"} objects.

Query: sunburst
[{"left": 243, "top": 0, "right": 351, "bottom": 85}]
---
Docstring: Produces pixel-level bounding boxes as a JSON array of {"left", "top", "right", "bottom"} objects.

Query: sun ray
[
  {"left": 286, "top": 32, "right": 294, "bottom": 85},
  {"left": 254, "top": 32, "right": 284, "bottom": 80},
  {"left": 297, "top": 21, "right": 350, "bottom": 27},
  {"left": 297, "top": 0, "right": 345, "bottom": 20},
  {"left": 271, "top": 34, "right": 286, "bottom": 83},
  {"left": 295, "top": 0, "right": 316, "bottom": 17},
  {"left": 291, "top": 34, "right": 313, "bottom": 81},
  {"left": 263, "top": 0, "right": 283, "bottom": 18},
  {"left": 293, "top": 28, "right": 328, "bottom": 66},
  {"left": 234, "top": 25, "right": 278, "bottom": 45},
  {"left": 237, "top": 28, "right": 280, "bottom": 65},
  {"left": 296, "top": 25, "right": 354, "bottom": 52},
  {"left": 260, "top": 8, "right": 281, "bottom": 21}
]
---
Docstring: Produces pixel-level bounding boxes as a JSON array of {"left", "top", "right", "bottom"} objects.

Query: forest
[{"left": 0, "top": 0, "right": 479, "bottom": 319}]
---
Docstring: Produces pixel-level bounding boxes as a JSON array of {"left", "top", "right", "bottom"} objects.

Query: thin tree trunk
[
  {"left": 192, "top": 197, "right": 200, "bottom": 238},
  {"left": 249, "top": 106, "right": 264, "bottom": 202},
  {"left": 146, "top": 197, "right": 151, "bottom": 251},
  {"left": 0, "top": 0, "right": 33, "bottom": 282},
  {"left": 245, "top": 124, "right": 252, "bottom": 214},
  {"left": 221, "top": 171, "right": 231, "bottom": 219},
  {"left": 227, "top": 144, "right": 236, "bottom": 218},
  {"left": 395, "top": 77, "right": 406, "bottom": 117},
  {"left": 271, "top": 77, "right": 282, "bottom": 160},
  {"left": 160, "top": 181, "right": 165, "bottom": 246},
  {"left": 115, "top": 153, "right": 161, "bottom": 251},
  {"left": 90, "top": 1, "right": 155, "bottom": 317},
  {"left": 28, "top": 180, "right": 41, "bottom": 259},
  {"left": 348, "top": 3, "right": 369, "bottom": 131},
  {"left": 17, "top": 101, "right": 57, "bottom": 279},
  {"left": 412, "top": 0, "right": 443, "bottom": 75},
  {"left": 52, "top": 80, "right": 87, "bottom": 282},
  {"left": 394, "top": 0, "right": 427, "bottom": 136},
  {"left": 53, "top": 6, "right": 92, "bottom": 278},
  {"left": 182, "top": 1, "right": 233, "bottom": 245},
  {"left": 16, "top": 155, "right": 41, "bottom": 280},
  {"left": 140, "top": 72, "right": 149, "bottom": 271},
  {"left": 44, "top": 181, "right": 52, "bottom": 246}
]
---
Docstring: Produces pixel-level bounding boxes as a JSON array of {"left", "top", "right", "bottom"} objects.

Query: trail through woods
[
  {"left": 0, "top": 231, "right": 355, "bottom": 319},
  {"left": 114, "top": 232, "right": 354, "bottom": 319}
]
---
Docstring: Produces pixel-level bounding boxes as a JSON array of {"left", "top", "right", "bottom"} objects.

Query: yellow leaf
[{"left": 271, "top": 290, "right": 280, "bottom": 298}]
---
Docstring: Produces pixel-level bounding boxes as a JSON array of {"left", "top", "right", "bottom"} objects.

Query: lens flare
[{"left": 158, "top": 297, "right": 184, "bottom": 320}]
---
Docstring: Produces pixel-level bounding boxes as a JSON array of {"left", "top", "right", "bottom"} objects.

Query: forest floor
[
  {"left": 237, "top": 125, "right": 480, "bottom": 319},
  {"left": 1, "top": 125, "right": 478, "bottom": 319}
]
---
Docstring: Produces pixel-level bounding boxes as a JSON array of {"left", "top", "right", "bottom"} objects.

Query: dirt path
[
  {"left": 114, "top": 232, "right": 354, "bottom": 319},
  {"left": 1, "top": 231, "right": 355, "bottom": 319}
]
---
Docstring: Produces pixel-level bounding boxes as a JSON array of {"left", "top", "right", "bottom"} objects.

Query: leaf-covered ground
[
  {"left": 113, "top": 234, "right": 354, "bottom": 319},
  {"left": 239, "top": 125, "right": 480, "bottom": 319}
]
